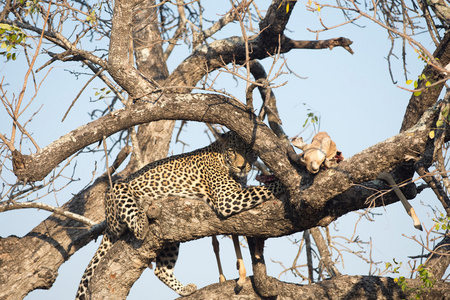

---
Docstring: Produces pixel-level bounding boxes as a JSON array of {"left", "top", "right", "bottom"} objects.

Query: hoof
[
  {"left": 234, "top": 281, "right": 244, "bottom": 293},
  {"left": 219, "top": 274, "right": 226, "bottom": 283}
]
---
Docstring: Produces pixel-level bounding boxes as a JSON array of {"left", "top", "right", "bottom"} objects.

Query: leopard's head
[{"left": 218, "top": 131, "right": 257, "bottom": 179}]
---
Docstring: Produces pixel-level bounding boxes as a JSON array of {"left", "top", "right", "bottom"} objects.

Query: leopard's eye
[{"left": 226, "top": 149, "right": 235, "bottom": 159}]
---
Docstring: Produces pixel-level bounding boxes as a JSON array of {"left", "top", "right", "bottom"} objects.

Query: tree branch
[
  {"left": 400, "top": 30, "right": 450, "bottom": 132},
  {"left": 0, "top": 134, "right": 424, "bottom": 299},
  {"left": 85, "top": 176, "right": 425, "bottom": 298},
  {"left": 180, "top": 275, "right": 450, "bottom": 299},
  {"left": 285, "top": 37, "right": 354, "bottom": 54},
  {"left": 0, "top": 179, "right": 109, "bottom": 299},
  {"left": 10, "top": 93, "right": 289, "bottom": 183},
  {"left": 0, "top": 201, "right": 98, "bottom": 227}
]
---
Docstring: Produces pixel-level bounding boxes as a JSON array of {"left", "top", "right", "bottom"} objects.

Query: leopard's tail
[{"left": 75, "top": 233, "right": 113, "bottom": 300}]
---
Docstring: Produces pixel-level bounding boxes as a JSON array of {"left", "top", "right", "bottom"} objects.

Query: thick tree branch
[
  {"left": 0, "top": 132, "right": 425, "bottom": 299},
  {"left": 400, "top": 30, "right": 450, "bottom": 132},
  {"left": 259, "top": 0, "right": 295, "bottom": 51},
  {"left": 85, "top": 172, "right": 423, "bottom": 298},
  {"left": 287, "top": 104, "right": 437, "bottom": 224},
  {"left": 84, "top": 106, "right": 438, "bottom": 297},
  {"left": 10, "top": 93, "right": 290, "bottom": 183},
  {"left": 130, "top": 0, "right": 175, "bottom": 169},
  {"left": 284, "top": 37, "right": 354, "bottom": 54},
  {"left": 169, "top": 35, "right": 353, "bottom": 92},
  {"left": 180, "top": 275, "right": 450, "bottom": 299},
  {"left": 0, "top": 178, "right": 109, "bottom": 299},
  {"left": 424, "top": 234, "right": 450, "bottom": 280},
  {"left": 108, "top": 0, "right": 158, "bottom": 99},
  {"left": 11, "top": 94, "right": 437, "bottom": 218}
]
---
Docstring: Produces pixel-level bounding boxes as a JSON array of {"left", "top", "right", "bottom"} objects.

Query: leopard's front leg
[
  {"left": 108, "top": 182, "right": 149, "bottom": 240},
  {"left": 154, "top": 242, "right": 197, "bottom": 296}
]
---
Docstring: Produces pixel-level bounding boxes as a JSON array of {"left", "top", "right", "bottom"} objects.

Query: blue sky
[{"left": 0, "top": 1, "right": 446, "bottom": 299}]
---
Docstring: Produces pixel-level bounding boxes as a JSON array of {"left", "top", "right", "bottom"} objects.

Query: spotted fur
[{"left": 76, "top": 131, "right": 283, "bottom": 299}]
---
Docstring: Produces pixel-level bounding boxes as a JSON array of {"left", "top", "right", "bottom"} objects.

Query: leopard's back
[{"left": 120, "top": 143, "right": 234, "bottom": 203}]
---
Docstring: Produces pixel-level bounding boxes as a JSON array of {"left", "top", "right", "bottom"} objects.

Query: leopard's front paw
[{"left": 179, "top": 283, "right": 197, "bottom": 296}]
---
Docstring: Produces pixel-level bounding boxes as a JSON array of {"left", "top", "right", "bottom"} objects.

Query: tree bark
[
  {"left": 2, "top": 0, "right": 450, "bottom": 299},
  {"left": 0, "top": 179, "right": 109, "bottom": 299},
  {"left": 400, "top": 30, "right": 450, "bottom": 132},
  {"left": 180, "top": 275, "right": 450, "bottom": 300},
  {"left": 0, "top": 99, "right": 439, "bottom": 298},
  {"left": 131, "top": 0, "right": 174, "bottom": 169}
]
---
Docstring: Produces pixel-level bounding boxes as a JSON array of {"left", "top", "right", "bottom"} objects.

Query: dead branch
[{"left": 310, "top": 227, "right": 341, "bottom": 278}]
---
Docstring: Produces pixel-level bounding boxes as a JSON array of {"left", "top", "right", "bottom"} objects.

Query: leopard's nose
[{"left": 237, "top": 163, "right": 247, "bottom": 172}]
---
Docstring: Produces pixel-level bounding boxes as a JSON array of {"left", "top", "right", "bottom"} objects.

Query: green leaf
[
  {"left": 414, "top": 80, "right": 418, "bottom": 88},
  {"left": 286, "top": 2, "right": 289, "bottom": 13},
  {"left": 406, "top": 79, "right": 413, "bottom": 85},
  {"left": 0, "top": 23, "right": 12, "bottom": 30},
  {"left": 6, "top": 44, "right": 13, "bottom": 52},
  {"left": 0, "top": 42, "right": 6, "bottom": 49},
  {"left": 414, "top": 91, "right": 422, "bottom": 96},
  {"left": 436, "top": 119, "right": 444, "bottom": 127},
  {"left": 302, "top": 119, "right": 308, "bottom": 128}
]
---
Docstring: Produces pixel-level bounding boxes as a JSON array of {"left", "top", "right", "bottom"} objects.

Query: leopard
[{"left": 75, "top": 131, "right": 284, "bottom": 299}]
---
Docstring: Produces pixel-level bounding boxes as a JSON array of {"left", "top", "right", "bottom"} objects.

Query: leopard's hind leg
[{"left": 154, "top": 242, "right": 197, "bottom": 296}]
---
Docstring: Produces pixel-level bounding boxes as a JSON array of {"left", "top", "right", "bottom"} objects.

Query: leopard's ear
[
  {"left": 209, "top": 127, "right": 228, "bottom": 144},
  {"left": 215, "top": 132, "right": 227, "bottom": 146}
]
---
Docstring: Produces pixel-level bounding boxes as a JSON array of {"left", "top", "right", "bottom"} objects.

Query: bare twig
[
  {"left": 0, "top": 201, "right": 98, "bottom": 227},
  {"left": 62, "top": 67, "right": 105, "bottom": 122}
]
